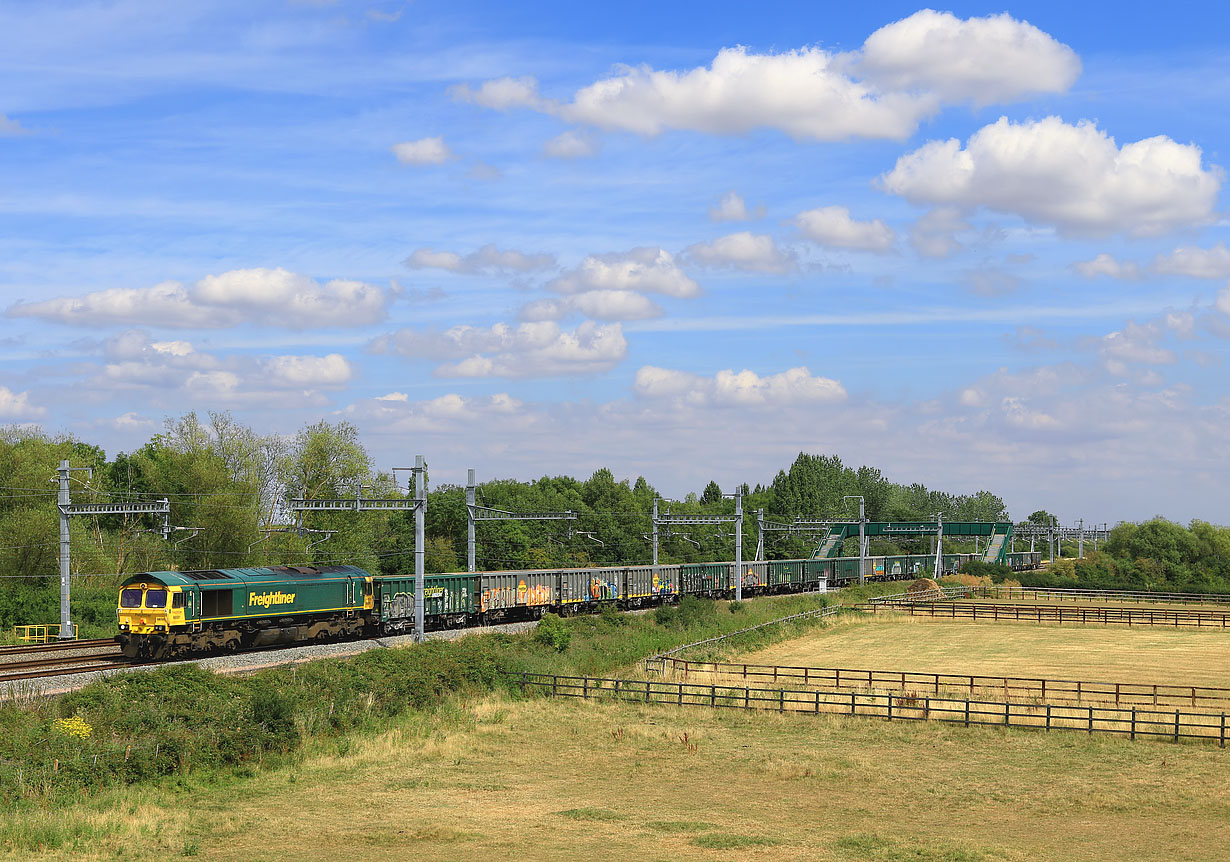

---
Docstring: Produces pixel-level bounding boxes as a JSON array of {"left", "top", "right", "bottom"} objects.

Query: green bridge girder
[{"left": 811, "top": 521, "right": 1013, "bottom": 564}]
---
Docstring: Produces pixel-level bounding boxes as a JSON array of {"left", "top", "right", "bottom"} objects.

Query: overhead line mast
[
  {"left": 465, "top": 468, "right": 577, "bottom": 573},
  {"left": 289, "top": 458, "right": 426, "bottom": 640},
  {"left": 56, "top": 459, "right": 169, "bottom": 640}
]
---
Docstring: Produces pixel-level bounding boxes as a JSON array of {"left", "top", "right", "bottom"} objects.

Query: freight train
[{"left": 116, "top": 551, "right": 1043, "bottom": 659}]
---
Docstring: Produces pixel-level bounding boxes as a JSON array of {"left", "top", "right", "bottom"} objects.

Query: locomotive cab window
[
  {"left": 172, "top": 592, "right": 184, "bottom": 609},
  {"left": 145, "top": 589, "right": 168, "bottom": 608},
  {"left": 120, "top": 588, "right": 142, "bottom": 608}
]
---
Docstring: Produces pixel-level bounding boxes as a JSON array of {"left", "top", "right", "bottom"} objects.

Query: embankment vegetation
[{"left": 2, "top": 589, "right": 882, "bottom": 819}]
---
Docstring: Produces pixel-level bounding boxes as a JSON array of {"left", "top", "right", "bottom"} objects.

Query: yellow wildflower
[{"left": 53, "top": 716, "right": 93, "bottom": 740}]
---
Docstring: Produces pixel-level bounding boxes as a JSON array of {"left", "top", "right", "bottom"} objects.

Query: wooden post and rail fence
[{"left": 508, "top": 670, "right": 1229, "bottom": 747}]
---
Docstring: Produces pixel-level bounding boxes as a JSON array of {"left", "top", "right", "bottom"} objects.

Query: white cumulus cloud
[
  {"left": 1073, "top": 253, "right": 1141, "bottom": 280},
  {"left": 405, "top": 244, "right": 555, "bottom": 274},
  {"left": 858, "top": 10, "right": 1080, "bottom": 105},
  {"left": 793, "top": 205, "right": 896, "bottom": 251},
  {"left": 548, "top": 248, "right": 700, "bottom": 298},
  {"left": 685, "top": 232, "right": 796, "bottom": 273},
  {"left": 451, "top": 76, "right": 545, "bottom": 110},
  {"left": 0, "top": 386, "right": 45, "bottom": 418},
  {"left": 263, "top": 354, "right": 353, "bottom": 387},
  {"left": 455, "top": 12, "right": 1079, "bottom": 143},
  {"left": 909, "top": 207, "right": 971, "bottom": 258},
  {"left": 375, "top": 321, "right": 628, "bottom": 378},
  {"left": 880, "top": 117, "right": 1223, "bottom": 236},
  {"left": 7, "top": 268, "right": 390, "bottom": 329},
  {"left": 635, "top": 365, "right": 846, "bottom": 406},
  {"left": 560, "top": 46, "right": 932, "bottom": 141},
  {"left": 542, "top": 130, "right": 599, "bottom": 159},
  {"left": 391, "top": 136, "right": 453, "bottom": 165},
  {"left": 520, "top": 290, "right": 662, "bottom": 322},
  {"left": 709, "top": 191, "right": 764, "bottom": 222},
  {"left": 1153, "top": 243, "right": 1230, "bottom": 279}
]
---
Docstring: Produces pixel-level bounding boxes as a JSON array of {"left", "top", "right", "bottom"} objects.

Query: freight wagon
[{"left": 116, "top": 550, "right": 1044, "bottom": 659}]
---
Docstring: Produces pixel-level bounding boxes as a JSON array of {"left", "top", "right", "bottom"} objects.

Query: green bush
[
  {"left": 727, "top": 601, "right": 744, "bottom": 614},
  {"left": 678, "top": 596, "right": 717, "bottom": 628},
  {"left": 653, "top": 604, "right": 679, "bottom": 627},
  {"left": 534, "top": 613, "right": 572, "bottom": 652}
]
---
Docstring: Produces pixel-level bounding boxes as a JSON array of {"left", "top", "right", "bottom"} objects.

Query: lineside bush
[{"left": 0, "top": 590, "right": 848, "bottom": 812}]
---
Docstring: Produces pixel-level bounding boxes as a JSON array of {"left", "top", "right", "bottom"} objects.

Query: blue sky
[{"left": 2, "top": 1, "right": 1228, "bottom": 522}]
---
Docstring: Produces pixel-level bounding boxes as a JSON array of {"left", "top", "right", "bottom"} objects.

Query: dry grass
[
  {"left": 963, "top": 593, "right": 1230, "bottom": 611},
  {"left": 12, "top": 696, "right": 1229, "bottom": 862},
  {"left": 741, "top": 616, "right": 1230, "bottom": 688}
]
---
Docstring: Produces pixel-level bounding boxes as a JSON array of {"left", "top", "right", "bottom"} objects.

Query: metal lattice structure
[
  {"left": 56, "top": 459, "right": 170, "bottom": 639},
  {"left": 465, "top": 468, "right": 576, "bottom": 573},
  {"left": 289, "top": 458, "right": 427, "bottom": 640}
]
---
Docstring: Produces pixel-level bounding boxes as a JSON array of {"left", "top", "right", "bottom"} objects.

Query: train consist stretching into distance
[{"left": 116, "top": 551, "right": 1044, "bottom": 660}]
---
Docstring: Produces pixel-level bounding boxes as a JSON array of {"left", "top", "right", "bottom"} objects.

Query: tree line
[{"left": 0, "top": 414, "right": 1223, "bottom": 630}]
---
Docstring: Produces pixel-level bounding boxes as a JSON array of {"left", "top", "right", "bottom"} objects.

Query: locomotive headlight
[
  {"left": 154, "top": 625, "right": 166, "bottom": 632},
  {"left": 119, "top": 624, "right": 129, "bottom": 631}
]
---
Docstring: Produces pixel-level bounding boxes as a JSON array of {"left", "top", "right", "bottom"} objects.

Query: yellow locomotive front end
[{"left": 116, "top": 580, "right": 186, "bottom": 659}]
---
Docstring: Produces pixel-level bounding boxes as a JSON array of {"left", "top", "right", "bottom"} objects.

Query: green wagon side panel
[
  {"left": 680, "top": 563, "right": 726, "bottom": 593},
  {"left": 374, "top": 574, "right": 475, "bottom": 619}
]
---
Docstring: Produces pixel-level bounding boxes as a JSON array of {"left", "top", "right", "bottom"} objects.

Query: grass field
[
  {"left": 738, "top": 616, "right": 1230, "bottom": 688},
  {"left": 960, "top": 595, "right": 1230, "bottom": 612},
  {"left": 8, "top": 695, "right": 1228, "bottom": 862}
]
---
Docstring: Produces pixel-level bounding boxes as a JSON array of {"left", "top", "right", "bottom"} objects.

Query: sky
[{"left": 1, "top": 1, "right": 1228, "bottom": 524}]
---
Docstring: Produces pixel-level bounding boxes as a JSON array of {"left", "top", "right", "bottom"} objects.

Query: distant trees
[{"left": 7, "top": 421, "right": 1220, "bottom": 627}]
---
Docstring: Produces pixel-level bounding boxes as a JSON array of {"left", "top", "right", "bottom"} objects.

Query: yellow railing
[{"left": 13, "top": 624, "right": 62, "bottom": 644}]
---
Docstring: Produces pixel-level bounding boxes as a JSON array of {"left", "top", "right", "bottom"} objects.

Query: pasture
[
  {"left": 8, "top": 695, "right": 1230, "bottom": 862},
  {"left": 738, "top": 615, "right": 1230, "bottom": 688}
]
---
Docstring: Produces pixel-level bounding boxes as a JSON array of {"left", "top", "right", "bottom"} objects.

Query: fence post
[
  {"left": 1004, "top": 702, "right": 1010, "bottom": 726},
  {"left": 711, "top": 685, "right": 716, "bottom": 707},
  {"left": 615, "top": 678, "right": 621, "bottom": 699},
  {"left": 1174, "top": 710, "right": 1180, "bottom": 743},
  {"left": 745, "top": 687, "right": 749, "bottom": 709},
  {"left": 1045, "top": 703, "right": 1051, "bottom": 730},
  {"left": 583, "top": 677, "right": 588, "bottom": 700},
  {"left": 645, "top": 681, "right": 651, "bottom": 703},
  {"left": 1088, "top": 706, "right": 1093, "bottom": 734},
  {"left": 924, "top": 696, "right": 930, "bottom": 720},
  {"left": 1220, "top": 713, "right": 1225, "bottom": 749},
  {"left": 887, "top": 694, "right": 893, "bottom": 722},
  {"left": 678, "top": 683, "right": 684, "bottom": 706},
  {"left": 552, "top": 675, "right": 558, "bottom": 697},
  {"left": 1131, "top": 708, "right": 1136, "bottom": 741},
  {"left": 964, "top": 699, "right": 970, "bottom": 727},
  {"left": 779, "top": 689, "right": 784, "bottom": 713},
  {"left": 815, "top": 691, "right": 820, "bottom": 714},
  {"left": 521, "top": 671, "right": 527, "bottom": 693}
]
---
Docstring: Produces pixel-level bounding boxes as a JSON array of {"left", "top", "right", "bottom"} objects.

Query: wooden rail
[
  {"left": 980, "top": 586, "right": 1230, "bottom": 606},
  {"left": 509, "top": 671, "right": 1229, "bottom": 746},
  {"left": 646, "top": 657, "right": 1230, "bottom": 709},
  {"left": 861, "top": 601, "right": 1230, "bottom": 628}
]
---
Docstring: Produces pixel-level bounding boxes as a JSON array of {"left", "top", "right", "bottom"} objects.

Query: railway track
[
  {"left": 0, "top": 638, "right": 117, "bottom": 658},
  {"left": 0, "top": 638, "right": 132, "bottom": 684}
]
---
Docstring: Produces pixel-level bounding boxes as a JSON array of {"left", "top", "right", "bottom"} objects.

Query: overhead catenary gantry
[
  {"left": 653, "top": 491, "right": 746, "bottom": 600},
  {"left": 754, "top": 511, "right": 835, "bottom": 561},
  {"left": 289, "top": 456, "right": 427, "bottom": 640},
  {"left": 465, "top": 468, "right": 577, "bottom": 573},
  {"left": 55, "top": 459, "right": 170, "bottom": 640}
]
